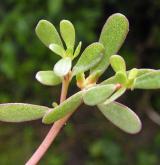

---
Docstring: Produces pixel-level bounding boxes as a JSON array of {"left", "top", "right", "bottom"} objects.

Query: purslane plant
[{"left": 0, "top": 13, "right": 160, "bottom": 165}]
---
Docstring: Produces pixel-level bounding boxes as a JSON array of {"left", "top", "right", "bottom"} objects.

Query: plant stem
[{"left": 26, "top": 75, "right": 71, "bottom": 165}]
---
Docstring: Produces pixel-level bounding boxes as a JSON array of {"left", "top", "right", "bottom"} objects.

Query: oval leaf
[
  {"left": 72, "top": 42, "right": 104, "bottom": 76},
  {"left": 0, "top": 103, "right": 49, "bottom": 122},
  {"left": 43, "top": 91, "right": 83, "bottom": 124},
  {"left": 136, "top": 69, "right": 155, "bottom": 77},
  {"left": 35, "top": 20, "right": 63, "bottom": 47},
  {"left": 83, "top": 84, "right": 116, "bottom": 106},
  {"left": 115, "top": 71, "right": 127, "bottom": 85},
  {"left": 36, "top": 71, "right": 62, "bottom": 86},
  {"left": 91, "top": 13, "right": 129, "bottom": 76},
  {"left": 110, "top": 55, "right": 126, "bottom": 73},
  {"left": 54, "top": 57, "right": 72, "bottom": 77},
  {"left": 134, "top": 71, "right": 160, "bottom": 89},
  {"left": 49, "top": 43, "right": 65, "bottom": 57},
  {"left": 60, "top": 20, "right": 75, "bottom": 49},
  {"left": 104, "top": 87, "right": 126, "bottom": 105},
  {"left": 97, "top": 101, "right": 142, "bottom": 134},
  {"left": 101, "top": 75, "right": 117, "bottom": 85}
]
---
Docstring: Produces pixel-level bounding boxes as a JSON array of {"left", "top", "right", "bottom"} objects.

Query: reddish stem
[{"left": 26, "top": 76, "right": 71, "bottom": 165}]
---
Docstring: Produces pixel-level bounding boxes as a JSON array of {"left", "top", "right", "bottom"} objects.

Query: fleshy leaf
[
  {"left": 115, "top": 71, "right": 127, "bottom": 85},
  {"left": 0, "top": 103, "right": 49, "bottom": 122},
  {"left": 101, "top": 75, "right": 117, "bottom": 85},
  {"left": 73, "top": 41, "right": 82, "bottom": 59},
  {"left": 54, "top": 57, "right": 72, "bottom": 77},
  {"left": 60, "top": 20, "right": 75, "bottom": 49},
  {"left": 104, "top": 87, "right": 126, "bottom": 105},
  {"left": 35, "top": 20, "right": 63, "bottom": 47},
  {"left": 42, "top": 91, "right": 83, "bottom": 124},
  {"left": 36, "top": 71, "right": 62, "bottom": 86},
  {"left": 97, "top": 101, "right": 142, "bottom": 134},
  {"left": 83, "top": 84, "right": 116, "bottom": 106},
  {"left": 91, "top": 13, "right": 129, "bottom": 76},
  {"left": 49, "top": 43, "right": 65, "bottom": 57},
  {"left": 134, "top": 71, "right": 160, "bottom": 89},
  {"left": 110, "top": 55, "right": 126, "bottom": 73},
  {"left": 128, "top": 68, "right": 138, "bottom": 80},
  {"left": 72, "top": 42, "right": 104, "bottom": 76},
  {"left": 136, "top": 69, "right": 155, "bottom": 77}
]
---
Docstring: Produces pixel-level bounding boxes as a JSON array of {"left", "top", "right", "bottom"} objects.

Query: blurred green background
[{"left": 0, "top": 0, "right": 160, "bottom": 164}]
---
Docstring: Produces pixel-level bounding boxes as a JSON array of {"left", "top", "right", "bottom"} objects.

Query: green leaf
[
  {"left": 134, "top": 71, "right": 160, "bottom": 89},
  {"left": 42, "top": 91, "right": 83, "bottom": 124},
  {"left": 60, "top": 20, "right": 75, "bottom": 49},
  {"left": 136, "top": 69, "right": 155, "bottom": 77},
  {"left": 91, "top": 13, "right": 129, "bottom": 76},
  {"left": 72, "top": 42, "right": 104, "bottom": 76},
  {"left": 83, "top": 84, "right": 116, "bottom": 106},
  {"left": 110, "top": 55, "right": 126, "bottom": 73},
  {"left": 115, "top": 71, "right": 127, "bottom": 85},
  {"left": 101, "top": 75, "right": 117, "bottom": 85},
  {"left": 54, "top": 57, "right": 72, "bottom": 77},
  {"left": 73, "top": 41, "right": 82, "bottom": 59},
  {"left": 97, "top": 101, "right": 142, "bottom": 134},
  {"left": 35, "top": 20, "right": 63, "bottom": 47},
  {"left": 0, "top": 103, "right": 49, "bottom": 122},
  {"left": 36, "top": 71, "right": 62, "bottom": 86},
  {"left": 104, "top": 87, "right": 126, "bottom": 105},
  {"left": 128, "top": 68, "right": 138, "bottom": 80},
  {"left": 49, "top": 43, "right": 65, "bottom": 57}
]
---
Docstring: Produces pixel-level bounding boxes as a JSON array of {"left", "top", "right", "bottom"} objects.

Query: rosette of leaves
[{"left": 0, "top": 13, "right": 160, "bottom": 135}]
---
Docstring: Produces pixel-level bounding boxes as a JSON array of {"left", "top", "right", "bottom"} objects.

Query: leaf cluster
[{"left": 1, "top": 13, "right": 160, "bottom": 134}]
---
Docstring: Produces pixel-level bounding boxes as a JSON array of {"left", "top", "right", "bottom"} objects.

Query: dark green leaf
[
  {"left": 0, "top": 103, "right": 49, "bottom": 122},
  {"left": 97, "top": 101, "right": 142, "bottom": 134}
]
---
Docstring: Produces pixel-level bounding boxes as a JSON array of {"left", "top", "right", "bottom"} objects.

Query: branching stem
[{"left": 26, "top": 75, "right": 71, "bottom": 165}]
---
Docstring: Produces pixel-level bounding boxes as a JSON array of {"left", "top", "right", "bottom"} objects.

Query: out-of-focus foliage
[{"left": 0, "top": 0, "right": 160, "bottom": 164}]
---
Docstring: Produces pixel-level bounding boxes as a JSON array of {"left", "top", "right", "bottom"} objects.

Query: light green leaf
[
  {"left": 49, "top": 43, "right": 65, "bottom": 57},
  {"left": 110, "top": 55, "right": 126, "bottom": 73},
  {"left": 136, "top": 69, "right": 155, "bottom": 77},
  {"left": 35, "top": 20, "right": 63, "bottom": 47},
  {"left": 128, "top": 68, "right": 138, "bottom": 80},
  {"left": 73, "top": 41, "right": 82, "bottom": 59},
  {"left": 115, "top": 71, "right": 127, "bottom": 85},
  {"left": 91, "top": 13, "right": 129, "bottom": 76},
  {"left": 83, "top": 84, "right": 116, "bottom": 106},
  {"left": 72, "top": 42, "right": 104, "bottom": 76},
  {"left": 0, "top": 103, "right": 49, "bottom": 122},
  {"left": 36, "top": 71, "right": 62, "bottom": 86},
  {"left": 97, "top": 101, "right": 142, "bottom": 134},
  {"left": 134, "top": 71, "right": 160, "bottom": 89},
  {"left": 101, "top": 75, "right": 117, "bottom": 85},
  {"left": 42, "top": 91, "right": 83, "bottom": 124},
  {"left": 104, "top": 87, "right": 126, "bottom": 105},
  {"left": 60, "top": 20, "right": 75, "bottom": 49},
  {"left": 54, "top": 57, "right": 72, "bottom": 77}
]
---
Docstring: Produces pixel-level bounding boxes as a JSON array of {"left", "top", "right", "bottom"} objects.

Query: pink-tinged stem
[{"left": 26, "top": 75, "right": 71, "bottom": 165}]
